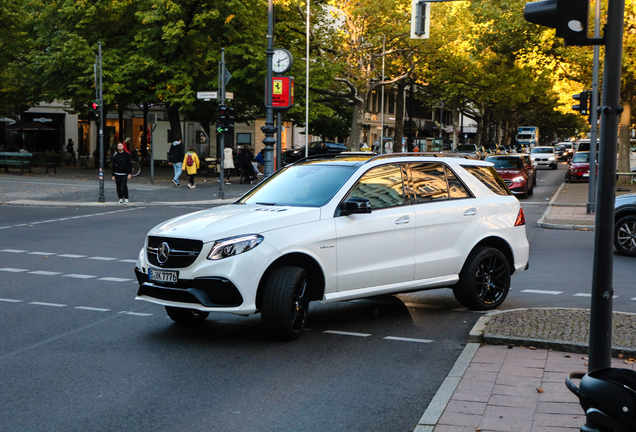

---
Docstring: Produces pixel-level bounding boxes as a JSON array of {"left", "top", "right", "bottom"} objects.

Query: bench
[
  {"left": 0, "top": 152, "right": 32, "bottom": 174},
  {"left": 617, "top": 172, "right": 636, "bottom": 184}
]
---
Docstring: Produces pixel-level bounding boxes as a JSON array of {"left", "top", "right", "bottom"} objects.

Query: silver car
[{"left": 530, "top": 146, "right": 557, "bottom": 170}]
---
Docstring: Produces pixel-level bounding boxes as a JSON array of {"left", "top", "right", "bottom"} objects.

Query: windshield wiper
[{"left": 256, "top": 202, "right": 279, "bottom": 206}]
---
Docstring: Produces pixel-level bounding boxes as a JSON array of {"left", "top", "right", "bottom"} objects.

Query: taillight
[{"left": 515, "top": 208, "right": 526, "bottom": 226}]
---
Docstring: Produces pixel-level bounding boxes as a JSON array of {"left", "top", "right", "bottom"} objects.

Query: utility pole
[
  {"left": 219, "top": 49, "right": 227, "bottom": 199},
  {"left": 586, "top": 0, "right": 602, "bottom": 215},
  {"left": 97, "top": 42, "right": 105, "bottom": 203},
  {"left": 261, "top": 0, "right": 277, "bottom": 177}
]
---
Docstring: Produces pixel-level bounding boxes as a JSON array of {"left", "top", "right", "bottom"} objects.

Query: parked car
[
  {"left": 530, "top": 146, "right": 558, "bottom": 169},
  {"left": 615, "top": 194, "right": 636, "bottom": 256},
  {"left": 485, "top": 155, "right": 535, "bottom": 198},
  {"left": 453, "top": 144, "right": 481, "bottom": 159},
  {"left": 495, "top": 146, "right": 508, "bottom": 155},
  {"left": 565, "top": 151, "right": 590, "bottom": 183},
  {"left": 576, "top": 140, "right": 590, "bottom": 153},
  {"left": 283, "top": 141, "right": 347, "bottom": 165},
  {"left": 135, "top": 153, "right": 530, "bottom": 340}
]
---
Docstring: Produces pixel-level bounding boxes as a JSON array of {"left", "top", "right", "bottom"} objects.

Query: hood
[
  {"left": 147, "top": 204, "right": 321, "bottom": 243},
  {"left": 570, "top": 162, "right": 589, "bottom": 169}
]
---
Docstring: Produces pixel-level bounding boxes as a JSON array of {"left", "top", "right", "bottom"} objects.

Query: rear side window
[
  {"left": 408, "top": 163, "right": 472, "bottom": 202},
  {"left": 462, "top": 165, "right": 511, "bottom": 196},
  {"left": 445, "top": 166, "right": 472, "bottom": 199},
  {"left": 350, "top": 164, "right": 405, "bottom": 209}
]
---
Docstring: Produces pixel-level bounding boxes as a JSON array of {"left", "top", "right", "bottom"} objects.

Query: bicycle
[{"left": 130, "top": 150, "right": 141, "bottom": 177}]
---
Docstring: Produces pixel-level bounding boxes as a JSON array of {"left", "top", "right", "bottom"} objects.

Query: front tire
[
  {"left": 262, "top": 266, "right": 310, "bottom": 341},
  {"left": 165, "top": 306, "right": 209, "bottom": 325},
  {"left": 614, "top": 215, "right": 636, "bottom": 256},
  {"left": 551, "top": 163, "right": 557, "bottom": 170},
  {"left": 453, "top": 247, "right": 511, "bottom": 310}
]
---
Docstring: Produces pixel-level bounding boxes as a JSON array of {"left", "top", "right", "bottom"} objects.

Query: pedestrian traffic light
[
  {"left": 217, "top": 105, "right": 228, "bottom": 134},
  {"left": 224, "top": 107, "right": 235, "bottom": 133},
  {"left": 89, "top": 100, "right": 100, "bottom": 120},
  {"left": 524, "top": 0, "right": 591, "bottom": 46},
  {"left": 572, "top": 91, "right": 589, "bottom": 115}
]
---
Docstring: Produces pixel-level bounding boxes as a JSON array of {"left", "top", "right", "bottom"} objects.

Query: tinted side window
[
  {"left": 462, "top": 165, "right": 511, "bottom": 196},
  {"left": 410, "top": 163, "right": 449, "bottom": 203},
  {"left": 350, "top": 164, "right": 404, "bottom": 209},
  {"left": 445, "top": 166, "right": 472, "bottom": 199}
]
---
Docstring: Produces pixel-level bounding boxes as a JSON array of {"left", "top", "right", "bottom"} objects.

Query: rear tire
[
  {"left": 262, "top": 266, "right": 310, "bottom": 341},
  {"left": 453, "top": 247, "right": 511, "bottom": 310},
  {"left": 165, "top": 306, "right": 209, "bottom": 325},
  {"left": 614, "top": 215, "right": 636, "bottom": 257}
]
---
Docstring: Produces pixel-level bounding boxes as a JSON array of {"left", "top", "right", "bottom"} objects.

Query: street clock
[{"left": 272, "top": 48, "right": 293, "bottom": 74}]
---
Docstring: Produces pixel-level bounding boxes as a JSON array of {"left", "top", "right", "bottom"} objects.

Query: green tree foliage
[{"left": 0, "top": 0, "right": 31, "bottom": 118}]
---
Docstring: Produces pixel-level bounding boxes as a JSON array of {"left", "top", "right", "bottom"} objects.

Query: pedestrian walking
[
  {"left": 223, "top": 146, "right": 234, "bottom": 185},
  {"left": 168, "top": 138, "right": 184, "bottom": 187},
  {"left": 111, "top": 142, "right": 132, "bottom": 205},
  {"left": 183, "top": 146, "right": 200, "bottom": 189},
  {"left": 238, "top": 145, "right": 255, "bottom": 185},
  {"left": 66, "top": 138, "right": 76, "bottom": 166}
]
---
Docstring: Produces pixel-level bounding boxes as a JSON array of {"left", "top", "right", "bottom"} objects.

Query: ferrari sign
[{"left": 272, "top": 76, "right": 294, "bottom": 110}]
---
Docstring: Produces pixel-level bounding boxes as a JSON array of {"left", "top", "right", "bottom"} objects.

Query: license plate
[
  {"left": 583, "top": 173, "right": 589, "bottom": 177},
  {"left": 149, "top": 269, "right": 178, "bottom": 283}
]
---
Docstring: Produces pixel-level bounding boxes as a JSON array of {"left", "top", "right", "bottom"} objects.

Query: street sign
[
  {"left": 272, "top": 76, "right": 294, "bottom": 110},
  {"left": 226, "top": 92, "right": 234, "bottom": 100},
  {"left": 197, "top": 91, "right": 218, "bottom": 99}
]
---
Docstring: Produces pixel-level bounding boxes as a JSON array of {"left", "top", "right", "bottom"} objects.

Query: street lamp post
[{"left": 261, "top": 0, "right": 277, "bottom": 177}]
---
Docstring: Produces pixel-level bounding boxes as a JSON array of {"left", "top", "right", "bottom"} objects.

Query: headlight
[
  {"left": 548, "top": 156, "right": 555, "bottom": 161},
  {"left": 207, "top": 234, "right": 264, "bottom": 260},
  {"left": 512, "top": 176, "right": 525, "bottom": 183}
]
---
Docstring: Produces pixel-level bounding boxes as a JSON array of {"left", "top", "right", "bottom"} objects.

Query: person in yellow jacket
[{"left": 183, "top": 146, "right": 200, "bottom": 189}]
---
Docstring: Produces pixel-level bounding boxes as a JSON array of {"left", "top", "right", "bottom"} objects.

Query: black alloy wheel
[
  {"left": 453, "top": 247, "right": 511, "bottom": 310},
  {"left": 165, "top": 306, "right": 210, "bottom": 325},
  {"left": 262, "top": 266, "right": 310, "bottom": 341},
  {"left": 614, "top": 215, "right": 636, "bottom": 257}
]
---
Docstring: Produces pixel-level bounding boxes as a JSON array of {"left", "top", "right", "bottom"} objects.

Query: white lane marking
[
  {"left": 574, "top": 293, "right": 618, "bottom": 298},
  {"left": 97, "top": 277, "right": 133, "bottom": 282},
  {"left": 323, "top": 330, "right": 372, "bottom": 337},
  {"left": 384, "top": 336, "right": 434, "bottom": 343},
  {"left": 0, "top": 249, "right": 27, "bottom": 253},
  {"left": 1, "top": 207, "right": 142, "bottom": 229},
  {"left": 75, "top": 306, "right": 111, "bottom": 312},
  {"left": 0, "top": 268, "right": 29, "bottom": 272},
  {"left": 0, "top": 298, "right": 23, "bottom": 303},
  {"left": 63, "top": 274, "right": 97, "bottom": 279},
  {"left": 119, "top": 259, "right": 138, "bottom": 263},
  {"left": 29, "top": 302, "right": 67, "bottom": 307},
  {"left": 0, "top": 226, "right": 11, "bottom": 229},
  {"left": 520, "top": 289, "right": 563, "bottom": 295},
  {"left": 28, "top": 252, "right": 57, "bottom": 256},
  {"left": 2, "top": 249, "right": 138, "bottom": 264},
  {"left": 124, "top": 312, "right": 153, "bottom": 317},
  {"left": 88, "top": 257, "right": 118, "bottom": 261},
  {"left": 29, "top": 271, "right": 63, "bottom": 276},
  {"left": 57, "top": 254, "right": 87, "bottom": 258},
  {"left": 404, "top": 303, "right": 444, "bottom": 309}
]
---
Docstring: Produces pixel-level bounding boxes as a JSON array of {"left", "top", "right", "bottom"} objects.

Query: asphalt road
[
  {"left": 0, "top": 160, "right": 633, "bottom": 431},
  {"left": 0, "top": 204, "right": 478, "bottom": 432}
]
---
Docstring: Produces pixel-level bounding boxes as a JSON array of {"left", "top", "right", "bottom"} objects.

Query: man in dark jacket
[
  {"left": 111, "top": 142, "right": 132, "bottom": 205},
  {"left": 168, "top": 138, "right": 185, "bottom": 187}
]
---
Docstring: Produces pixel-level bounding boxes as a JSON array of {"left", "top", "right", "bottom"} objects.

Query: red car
[
  {"left": 485, "top": 155, "right": 534, "bottom": 198},
  {"left": 565, "top": 151, "right": 590, "bottom": 183}
]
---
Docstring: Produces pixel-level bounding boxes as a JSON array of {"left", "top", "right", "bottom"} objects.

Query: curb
[
  {"left": 2, "top": 199, "right": 238, "bottom": 207},
  {"left": 536, "top": 183, "right": 596, "bottom": 230}
]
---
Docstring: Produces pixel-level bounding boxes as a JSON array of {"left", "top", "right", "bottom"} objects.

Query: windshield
[
  {"left": 554, "top": 145, "right": 565, "bottom": 151},
  {"left": 531, "top": 147, "right": 554, "bottom": 154},
  {"left": 517, "top": 134, "right": 533, "bottom": 140},
  {"left": 456, "top": 145, "right": 476, "bottom": 152},
  {"left": 238, "top": 163, "right": 357, "bottom": 207},
  {"left": 572, "top": 152, "right": 590, "bottom": 163},
  {"left": 486, "top": 157, "right": 523, "bottom": 170}
]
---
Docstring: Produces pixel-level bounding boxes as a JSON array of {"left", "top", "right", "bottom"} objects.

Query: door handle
[
  {"left": 395, "top": 216, "right": 411, "bottom": 225},
  {"left": 463, "top": 208, "right": 478, "bottom": 217}
]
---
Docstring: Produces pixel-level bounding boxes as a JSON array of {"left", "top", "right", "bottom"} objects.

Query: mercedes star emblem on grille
[{"left": 157, "top": 242, "right": 171, "bottom": 264}]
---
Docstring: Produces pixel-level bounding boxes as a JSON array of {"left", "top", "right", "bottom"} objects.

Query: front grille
[
  {"left": 503, "top": 179, "right": 513, "bottom": 186},
  {"left": 147, "top": 236, "right": 203, "bottom": 268}
]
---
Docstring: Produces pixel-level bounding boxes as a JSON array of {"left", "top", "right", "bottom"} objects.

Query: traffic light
[
  {"left": 217, "top": 105, "right": 228, "bottom": 133},
  {"left": 89, "top": 100, "right": 100, "bottom": 120},
  {"left": 524, "top": 0, "right": 590, "bottom": 46},
  {"left": 572, "top": 91, "right": 589, "bottom": 115},
  {"left": 224, "top": 107, "right": 235, "bottom": 133}
]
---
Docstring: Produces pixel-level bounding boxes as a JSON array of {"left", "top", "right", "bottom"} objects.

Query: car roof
[{"left": 291, "top": 152, "right": 490, "bottom": 168}]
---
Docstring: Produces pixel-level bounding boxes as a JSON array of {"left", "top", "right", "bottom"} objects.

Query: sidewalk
[{"left": 538, "top": 182, "right": 636, "bottom": 229}]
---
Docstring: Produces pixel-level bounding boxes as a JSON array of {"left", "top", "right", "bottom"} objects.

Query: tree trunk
[
  {"left": 451, "top": 99, "right": 459, "bottom": 151},
  {"left": 617, "top": 98, "right": 631, "bottom": 180},
  {"left": 349, "top": 99, "right": 365, "bottom": 151},
  {"left": 167, "top": 105, "right": 182, "bottom": 141},
  {"left": 393, "top": 81, "right": 406, "bottom": 153}
]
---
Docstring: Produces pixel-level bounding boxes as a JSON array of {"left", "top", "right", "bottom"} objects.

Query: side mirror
[{"left": 340, "top": 198, "right": 372, "bottom": 216}]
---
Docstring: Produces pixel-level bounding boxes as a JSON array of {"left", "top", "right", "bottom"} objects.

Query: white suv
[
  {"left": 530, "top": 146, "right": 558, "bottom": 169},
  {"left": 135, "top": 154, "right": 529, "bottom": 340}
]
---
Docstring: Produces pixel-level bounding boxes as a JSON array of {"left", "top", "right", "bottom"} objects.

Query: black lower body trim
[{"left": 135, "top": 268, "right": 243, "bottom": 307}]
